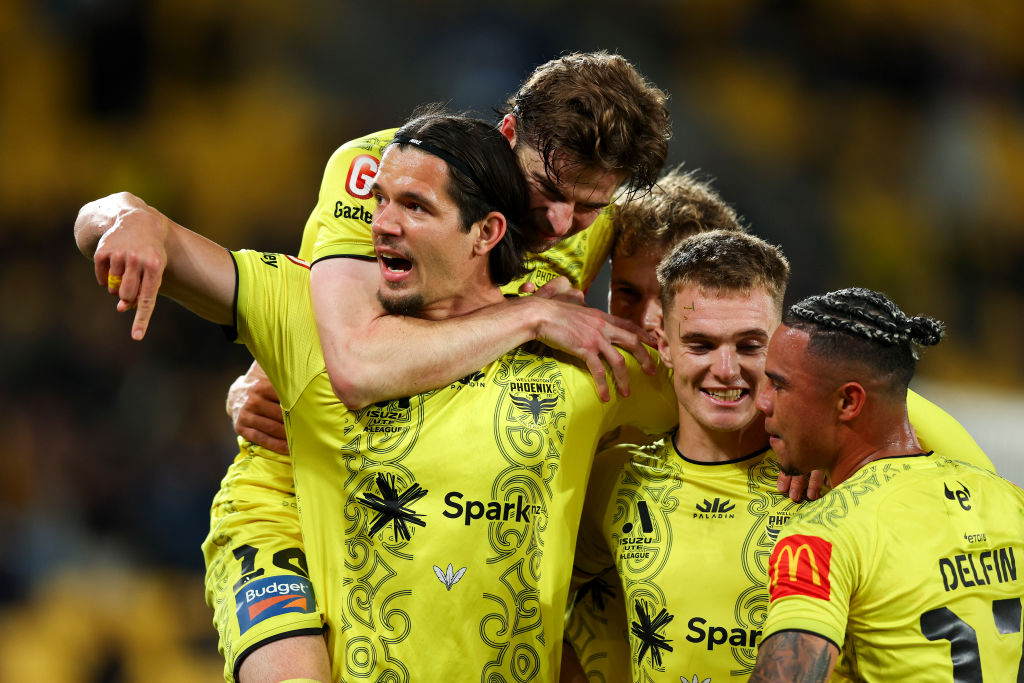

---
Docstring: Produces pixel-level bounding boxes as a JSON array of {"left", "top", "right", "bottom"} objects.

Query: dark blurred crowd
[{"left": 1, "top": 0, "right": 1021, "bottom": 679}]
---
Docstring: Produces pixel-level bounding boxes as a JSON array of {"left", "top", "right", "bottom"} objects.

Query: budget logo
[
  {"left": 345, "top": 154, "right": 379, "bottom": 199},
  {"left": 768, "top": 534, "right": 832, "bottom": 601},
  {"left": 235, "top": 575, "right": 315, "bottom": 634}
]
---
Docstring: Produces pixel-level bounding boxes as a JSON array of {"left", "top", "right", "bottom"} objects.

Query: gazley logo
[
  {"left": 345, "top": 154, "right": 379, "bottom": 199},
  {"left": 235, "top": 575, "right": 316, "bottom": 634},
  {"left": 768, "top": 534, "right": 832, "bottom": 601}
]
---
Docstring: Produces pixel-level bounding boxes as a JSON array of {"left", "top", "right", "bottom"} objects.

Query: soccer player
[
  {"left": 568, "top": 232, "right": 998, "bottom": 683},
  {"left": 76, "top": 113, "right": 678, "bottom": 682},
  {"left": 751, "top": 288, "right": 1024, "bottom": 682},
  {"left": 563, "top": 169, "right": 746, "bottom": 682},
  {"left": 211, "top": 52, "right": 671, "bottom": 680}
]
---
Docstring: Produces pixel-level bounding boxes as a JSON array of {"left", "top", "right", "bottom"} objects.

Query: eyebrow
[
  {"left": 531, "top": 172, "right": 611, "bottom": 211},
  {"left": 679, "top": 328, "right": 770, "bottom": 342},
  {"left": 367, "top": 181, "right": 437, "bottom": 212}
]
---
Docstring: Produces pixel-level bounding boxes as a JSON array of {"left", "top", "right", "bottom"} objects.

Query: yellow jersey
[
  {"left": 763, "top": 453, "right": 1024, "bottom": 681},
  {"left": 221, "top": 250, "right": 676, "bottom": 681}
]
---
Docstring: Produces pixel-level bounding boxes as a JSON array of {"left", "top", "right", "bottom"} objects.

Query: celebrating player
[
  {"left": 751, "top": 288, "right": 1024, "bottom": 681},
  {"left": 76, "top": 112, "right": 678, "bottom": 682},
  {"left": 568, "top": 233, "right": 996, "bottom": 682}
]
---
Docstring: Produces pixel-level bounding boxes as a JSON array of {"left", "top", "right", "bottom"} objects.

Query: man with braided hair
[{"left": 752, "top": 288, "right": 1024, "bottom": 682}]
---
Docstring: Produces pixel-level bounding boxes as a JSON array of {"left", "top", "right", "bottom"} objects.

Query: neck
[
  {"left": 416, "top": 278, "right": 506, "bottom": 321},
  {"left": 674, "top": 412, "right": 770, "bottom": 463},
  {"left": 828, "top": 417, "right": 921, "bottom": 487}
]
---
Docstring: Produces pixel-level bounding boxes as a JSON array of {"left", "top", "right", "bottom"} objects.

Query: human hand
[
  {"left": 91, "top": 199, "right": 169, "bottom": 341},
  {"left": 520, "top": 276, "right": 586, "bottom": 306},
  {"left": 776, "top": 469, "right": 828, "bottom": 503},
  {"left": 227, "top": 362, "right": 288, "bottom": 454},
  {"left": 528, "top": 298, "right": 657, "bottom": 402}
]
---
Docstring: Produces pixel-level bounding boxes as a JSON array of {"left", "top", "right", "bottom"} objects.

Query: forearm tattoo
[{"left": 749, "top": 631, "right": 837, "bottom": 682}]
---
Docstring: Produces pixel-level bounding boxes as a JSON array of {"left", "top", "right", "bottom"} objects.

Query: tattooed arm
[{"left": 749, "top": 631, "right": 839, "bottom": 682}]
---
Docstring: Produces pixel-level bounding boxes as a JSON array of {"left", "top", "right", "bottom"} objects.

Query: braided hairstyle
[{"left": 783, "top": 287, "right": 944, "bottom": 392}]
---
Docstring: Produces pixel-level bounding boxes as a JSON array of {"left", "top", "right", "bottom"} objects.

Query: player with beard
[
  {"left": 77, "top": 113, "right": 678, "bottom": 683},
  {"left": 751, "top": 288, "right": 1023, "bottom": 682},
  {"left": 568, "top": 232, "right": 996, "bottom": 682}
]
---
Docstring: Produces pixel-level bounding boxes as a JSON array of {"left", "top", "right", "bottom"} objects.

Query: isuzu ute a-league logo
[
  {"left": 619, "top": 500, "right": 655, "bottom": 561},
  {"left": 356, "top": 472, "right": 428, "bottom": 542}
]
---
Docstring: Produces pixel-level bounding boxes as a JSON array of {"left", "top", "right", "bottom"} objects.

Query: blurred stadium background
[{"left": 1, "top": 0, "right": 1021, "bottom": 679}]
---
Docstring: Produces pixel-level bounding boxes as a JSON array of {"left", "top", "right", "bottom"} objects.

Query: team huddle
[{"left": 75, "top": 52, "right": 1024, "bottom": 682}]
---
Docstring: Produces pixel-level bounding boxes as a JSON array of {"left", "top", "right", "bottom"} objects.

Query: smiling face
[
  {"left": 659, "top": 284, "right": 779, "bottom": 441},
  {"left": 370, "top": 145, "right": 490, "bottom": 319},
  {"left": 757, "top": 325, "right": 840, "bottom": 476}
]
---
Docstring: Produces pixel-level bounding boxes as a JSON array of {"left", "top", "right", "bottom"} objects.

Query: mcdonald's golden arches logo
[{"left": 768, "top": 534, "right": 833, "bottom": 601}]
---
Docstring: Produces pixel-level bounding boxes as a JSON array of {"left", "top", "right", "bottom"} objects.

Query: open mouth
[{"left": 381, "top": 255, "right": 412, "bottom": 273}]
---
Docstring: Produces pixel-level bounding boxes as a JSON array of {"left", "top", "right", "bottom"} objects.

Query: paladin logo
[
  {"left": 453, "top": 370, "right": 485, "bottom": 389},
  {"left": 694, "top": 498, "right": 735, "bottom": 519},
  {"left": 632, "top": 599, "right": 674, "bottom": 667},
  {"left": 944, "top": 481, "right": 972, "bottom": 511},
  {"left": 356, "top": 472, "right": 428, "bottom": 542}
]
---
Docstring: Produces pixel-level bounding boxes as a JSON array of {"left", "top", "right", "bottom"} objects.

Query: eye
[
  {"left": 611, "top": 285, "right": 640, "bottom": 304},
  {"left": 738, "top": 341, "right": 766, "bottom": 354},
  {"left": 686, "top": 342, "right": 713, "bottom": 354}
]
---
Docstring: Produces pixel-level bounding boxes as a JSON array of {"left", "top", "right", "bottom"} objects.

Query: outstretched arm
[
  {"left": 75, "top": 191, "right": 236, "bottom": 336},
  {"left": 311, "top": 258, "right": 654, "bottom": 409},
  {"left": 749, "top": 631, "right": 838, "bottom": 682}
]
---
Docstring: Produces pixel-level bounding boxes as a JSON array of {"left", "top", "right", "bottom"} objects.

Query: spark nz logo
[
  {"left": 442, "top": 491, "right": 540, "bottom": 525},
  {"left": 433, "top": 563, "right": 466, "bottom": 591},
  {"left": 694, "top": 497, "right": 735, "bottom": 519},
  {"left": 356, "top": 472, "right": 428, "bottom": 542},
  {"left": 632, "top": 599, "right": 674, "bottom": 667}
]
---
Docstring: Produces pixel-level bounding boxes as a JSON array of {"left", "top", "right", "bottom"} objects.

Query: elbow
[{"left": 327, "top": 368, "right": 375, "bottom": 411}]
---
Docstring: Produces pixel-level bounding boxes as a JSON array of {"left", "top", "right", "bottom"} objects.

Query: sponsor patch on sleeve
[
  {"left": 768, "top": 534, "right": 832, "bottom": 601},
  {"left": 235, "top": 575, "right": 316, "bottom": 634},
  {"left": 345, "top": 154, "right": 379, "bottom": 199}
]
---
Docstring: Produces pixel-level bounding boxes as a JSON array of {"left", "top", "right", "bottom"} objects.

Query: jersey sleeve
[
  {"left": 907, "top": 389, "right": 995, "bottom": 473},
  {"left": 761, "top": 503, "right": 863, "bottom": 650},
  {"left": 230, "top": 251, "right": 322, "bottom": 409},
  {"left": 598, "top": 349, "right": 677, "bottom": 436},
  {"left": 202, "top": 440, "right": 323, "bottom": 682},
  {"left": 301, "top": 129, "right": 397, "bottom": 263}
]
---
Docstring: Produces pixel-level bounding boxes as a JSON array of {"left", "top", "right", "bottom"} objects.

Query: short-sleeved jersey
[
  {"left": 574, "top": 436, "right": 800, "bottom": 682},
  {"left": 567, "top": 407, "right": 997, "bottom": 683},
  {"left": 300, "top": 128, "right": 617, "bottom": 293},
  {"left": 763, "top": 453, "right": 1024, "bottom": 681},
  {"left": 228, "top": 250, "right": 677, "bottom": 682}
]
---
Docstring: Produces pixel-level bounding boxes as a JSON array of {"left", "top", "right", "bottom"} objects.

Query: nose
[
  {"left": 371, "top": 202, "right": 399, "bottom": 237},
  {"left": 755, "top": 383, "right": 774, "bottom": 415},
  {"left": 641, "top": 297, "right": 663, "bottom": 333},
  {"left": 546, "top": 201, "right": 574, "bottom": 237},
  {"left": 712, "top": 346, "right": 739, "bottom": 381}
]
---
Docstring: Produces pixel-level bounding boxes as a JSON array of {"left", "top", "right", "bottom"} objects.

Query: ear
[
  {"left": 472, "top": 212, "right": 507, "bottom": 256},
  {"left": 656, "top": 324, "right": 672, "bottom": 369},
  {"left": 499, "top": 114, "right": 518, "bottom": 148},
  {"left": 836, "top": 381, "right": 866, "bottom": 422}
]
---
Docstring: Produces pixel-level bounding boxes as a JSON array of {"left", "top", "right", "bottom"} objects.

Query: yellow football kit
[
  {"left": 205, "top": 127, "right": 618, "bottom": 680},
  {"left": 763, "top": 453, "right": 1024, "bottom": 681},
  {"left": 215, "top": 250, "right": 675, "bottom": 682},
  {"left": 568, "top": 406, "right": 996, "bottom": 683}
]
